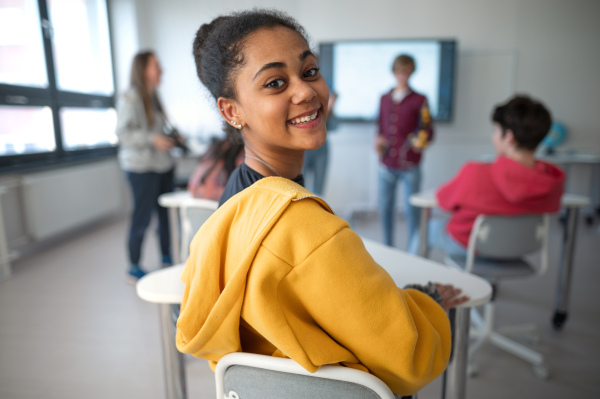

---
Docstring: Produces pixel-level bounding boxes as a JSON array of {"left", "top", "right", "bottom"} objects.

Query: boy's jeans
[
  {"left": 378, "top": 165, "right": 421, "bottom": 248},
  {"left": 408, "top": 218, "right": 468, "bottom": 257}
]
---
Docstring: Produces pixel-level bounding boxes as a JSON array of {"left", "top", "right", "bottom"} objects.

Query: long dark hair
[
  {"left": 129, "top": 50, "right": 164, "bottom": 126},
  {"left": 192, "top": 9, "right": 309, "bottom": 140}
]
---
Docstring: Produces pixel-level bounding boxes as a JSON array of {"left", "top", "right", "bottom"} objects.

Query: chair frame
[
  {"left": 446, "top": 213, "right": 551, "bottom": 379},
  {"left": 178, "top": 197, "right": 218, "bottom": 261},
  {"left": 215, "top": 352, "right": 397, "bottom": 399},
  {"left": 463, "top": 214, "right": 550, "bottom": 277}
]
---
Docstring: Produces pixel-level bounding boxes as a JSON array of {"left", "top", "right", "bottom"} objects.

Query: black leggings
[{"left": 126, "top": 169, "right": 174, "bottom": 265}]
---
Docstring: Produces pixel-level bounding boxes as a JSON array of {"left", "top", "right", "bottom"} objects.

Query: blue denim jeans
[
  {"left": 378, "top": 165, "right": 421, "bottom": 248},
  {"left": 408, "top": 218, "right": 467, "bottom": 256}
]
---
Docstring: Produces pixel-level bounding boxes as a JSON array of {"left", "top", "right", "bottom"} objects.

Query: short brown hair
[
  {"left": 492, "top": 95, "right": 552, "bottom": 151},
  {"left": 392, "top": 54, "right": 415, "bottom": 73}
]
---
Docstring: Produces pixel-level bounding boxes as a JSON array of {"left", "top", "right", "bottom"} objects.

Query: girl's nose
[{"left": 290, "top": 79, "right": 317, "bottom": 104}]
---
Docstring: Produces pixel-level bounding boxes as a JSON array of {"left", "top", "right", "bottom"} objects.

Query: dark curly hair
[
  {"left": 492, "top": 95, "right": 552, "bottom": 150},
  {"left": 193, "top": 9, "right": 310, "bottom": 140}
]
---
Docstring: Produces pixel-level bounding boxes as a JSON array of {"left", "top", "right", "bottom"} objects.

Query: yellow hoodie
[{"left": 176, "top": 177, "right": 451, "bottom": 396}]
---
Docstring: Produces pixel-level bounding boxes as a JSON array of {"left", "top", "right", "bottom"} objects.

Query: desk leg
[
  {"left": 443, "top": 308, "right": 470, "bottom": 399},
  {"left": 418, "top": 207, "right": 431, "bottom": 258},
  {"left": 159, "top": 303, "right": 187, "bottom": 399},
  {"left": 0, "top": 189, "right": 12, "bottom": 281},
  {"left": 553, "top": 206, "right": 579, "bottom": 330},
  {"left": 168, "top": 207, "right": 180, "bottom": 265}
]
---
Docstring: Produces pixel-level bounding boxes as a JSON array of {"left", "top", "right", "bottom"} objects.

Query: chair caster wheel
[
  {"left": 533, "top": 364, "right": 549, "bottom": 380},
  {"left": 585, "top": 215, "right": 594, "bottom": 226},
  {"left": 552, "top": 311, "right": 567, "bottom": 330}
]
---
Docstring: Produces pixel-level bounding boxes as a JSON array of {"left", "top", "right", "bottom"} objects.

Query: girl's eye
[
  {"left": 304, "top": 67, "right": 320, "bottom": 78},
  {"left": 264, "top": 79, "right": 285, "bottom": 89}
]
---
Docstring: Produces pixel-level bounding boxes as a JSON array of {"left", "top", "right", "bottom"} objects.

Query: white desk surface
[
  {"left": 482, "top": 152, "right": 600, "bottom": 164},
  {"left": 136, "top": 238, "right": 492, "bottom": 308},
  {"left": 137, "top": 264, "right": 185, "bottom": 304},
  {"left": 158, "top": 191, "right": 219, "bottom": 210},
  {"left": 410, "top": 190, "right": 591, "bottom": 209},
  {"left": 539, "top": 152, "right": 600, "bottom": 164}
]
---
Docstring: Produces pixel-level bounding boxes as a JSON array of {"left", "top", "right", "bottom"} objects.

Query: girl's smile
[{"left": 288, "top": 108, "right": 321, "bottom": 127}]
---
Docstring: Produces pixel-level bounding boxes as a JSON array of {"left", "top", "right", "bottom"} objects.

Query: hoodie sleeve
[
  {"left": 281, "top": 227, "right": 451, "bottom": 396},
  {"left": 436, "top": 163, "right": 474, "bottom": 211}
]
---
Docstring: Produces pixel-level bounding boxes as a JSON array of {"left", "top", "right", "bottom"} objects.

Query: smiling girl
[
  {"left": 176, "top": 10, "right": 465, "bottom": 397},
  {"left": 214, "top": 17, "right": 329, "bottom": 206}
]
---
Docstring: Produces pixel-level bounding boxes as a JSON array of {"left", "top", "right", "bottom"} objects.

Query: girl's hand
[
  {"left": 153, "top": 134, "right": 176, "bottom": 152},
  {"left": 434, "top": 283, "right": 470, "bottom": 311}
]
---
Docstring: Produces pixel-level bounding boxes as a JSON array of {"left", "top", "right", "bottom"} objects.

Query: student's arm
[
  {"left": 375, "top": 96, "right": 388, "bottom": 156},
  {"left": 115, "top": 93, "right": 156, "bottom": 148},
  {"left": 286, "top": 228, "right": 451, "bottom": 396},
  {"left": 411, "top": 98, "right": 433, "bottom": 151},
  {"left": 377, "top": 95, "right": 386, "bottom": 137},
  {"left": 436, "top": 164, "right": 471, "bottom": 211}
]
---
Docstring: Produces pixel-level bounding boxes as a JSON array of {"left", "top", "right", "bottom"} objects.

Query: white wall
[{"left": 110, "top": 0, "right": 600, "bottom": 212}]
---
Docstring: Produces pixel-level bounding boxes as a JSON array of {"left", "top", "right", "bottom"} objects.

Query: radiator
[{"left": 22, "top": 160, "right": 124, "bottom": 240}]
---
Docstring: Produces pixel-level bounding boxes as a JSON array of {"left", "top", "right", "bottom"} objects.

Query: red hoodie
[{"left": 436, "top": 156, "right": 566, "bottom": 247}]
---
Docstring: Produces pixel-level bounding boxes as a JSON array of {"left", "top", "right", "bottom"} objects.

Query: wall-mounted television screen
[{"left": 319, "top": 39, "right": 457, "bottom": 122}]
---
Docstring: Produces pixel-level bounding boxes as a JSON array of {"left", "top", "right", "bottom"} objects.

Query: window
[{"left": 0, "top": 0, "right": 116, "bottom": 171}]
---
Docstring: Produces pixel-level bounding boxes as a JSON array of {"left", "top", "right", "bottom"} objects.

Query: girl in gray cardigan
[{"left": 116, "top": 50, "right": 175, "bottom": 282}]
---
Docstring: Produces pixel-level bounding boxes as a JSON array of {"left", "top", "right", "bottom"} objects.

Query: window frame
[{"left": 0, "top": 0, "right": 117, "bottom": 173}]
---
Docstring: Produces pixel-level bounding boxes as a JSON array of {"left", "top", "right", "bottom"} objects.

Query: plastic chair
[
  {"left": 178, "top": 197, "right": 218, "bottom": 261},
  {"left": 444, "top": 214, "right": 551, "bottom": 379},
  {"left": 215, "top": 352, "right": 414, "bottom": 399}
]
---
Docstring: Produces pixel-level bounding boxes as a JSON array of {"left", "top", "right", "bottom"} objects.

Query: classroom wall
[{"left": 109, "top": 0, "right": 600, "bottom": 212}]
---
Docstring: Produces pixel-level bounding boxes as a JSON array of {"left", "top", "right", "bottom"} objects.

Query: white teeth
[{"left": 290, "top": 111, "right": 318, "bottom": 125}]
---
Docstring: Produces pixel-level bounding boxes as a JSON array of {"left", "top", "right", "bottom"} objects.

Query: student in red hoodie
[{"left": 409, "top": 95, "right": 565, "bottom": 255}]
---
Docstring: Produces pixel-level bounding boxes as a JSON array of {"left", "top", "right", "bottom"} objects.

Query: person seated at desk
[
  {"left": 409, "top": 95, "right": 566, "bottom": 256},
  {"left": 187, "top": 136, "right": 244, "bottom": 201},
  {"left": 175, "top": 9, "right": 468, "bottom": 398}
]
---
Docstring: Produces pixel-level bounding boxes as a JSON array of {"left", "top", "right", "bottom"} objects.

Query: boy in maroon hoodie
[{"left": 410, "top": 95, "right": 565, "bottom": 255}]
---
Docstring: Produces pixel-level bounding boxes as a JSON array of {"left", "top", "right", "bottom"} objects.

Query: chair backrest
[
  {"left": 465, "top": 214, "right": 550, "bottom": 274},
  {"left": 215, "top": 352, "right": 397, "bottom": 399},
  {"left": 179, "top": 197, "right": 218, "bottom": 261}
]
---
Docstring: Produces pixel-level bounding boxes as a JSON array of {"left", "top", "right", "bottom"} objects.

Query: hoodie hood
[
  {"left": 176, "top": 177, "right": 453, "bottom": 396},
  {"left": 176, "top": 177, "right": 331, "bottom": 362},
  {"left": 490, "top": 156, "right": 565, "bottom": 204}
]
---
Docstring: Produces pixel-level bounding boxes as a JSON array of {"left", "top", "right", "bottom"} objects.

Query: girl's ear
[
  {"left": 218, "top": 98, "right": 242, "bottom": 124},
  {"left": 218, "top": 97, "right": 245, "bottom": 130}
]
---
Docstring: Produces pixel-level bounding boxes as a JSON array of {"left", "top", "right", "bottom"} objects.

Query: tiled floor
[{"left": 1, "top": 212, "right": 599, "bottom": 399}]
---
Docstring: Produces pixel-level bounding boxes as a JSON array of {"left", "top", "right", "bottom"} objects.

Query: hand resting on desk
[
  {"left": 404, "top": 282, "right": 470, "bottom": 311},
  {"left": 435, "top": 283, "right": 470, "bottom": 311}
]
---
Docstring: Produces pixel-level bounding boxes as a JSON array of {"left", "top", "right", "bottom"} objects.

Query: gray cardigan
[{"left": 116, "top": 88, "right": 174, "bottom": 173}]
